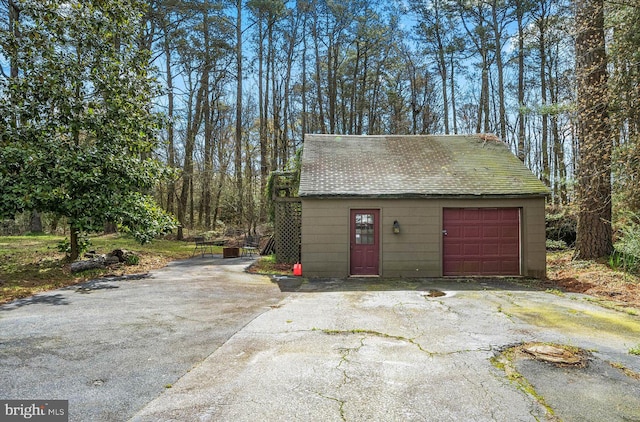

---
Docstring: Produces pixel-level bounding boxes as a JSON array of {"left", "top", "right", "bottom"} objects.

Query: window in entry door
[{"left": 355, "top": 213, "right": 374, "bottom": 245}]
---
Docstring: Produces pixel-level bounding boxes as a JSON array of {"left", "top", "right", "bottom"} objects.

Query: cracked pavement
[
  {"left": 133, "top": 276, "right": 640, "bottom": 422},
  {"left": 2, "top": 259, "right": 640, "bottom": 421}
]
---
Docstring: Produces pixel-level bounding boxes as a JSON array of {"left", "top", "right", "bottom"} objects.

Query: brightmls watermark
[{"left": 1, "top": 400, "right": 68, "bottom": 421}]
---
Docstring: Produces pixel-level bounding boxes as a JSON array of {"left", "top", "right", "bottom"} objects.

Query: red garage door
[{"left": 443, "top": 208, "right": 520, "bottom": 276}]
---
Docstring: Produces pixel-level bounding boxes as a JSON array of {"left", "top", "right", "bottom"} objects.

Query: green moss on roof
[{"left": 298, "top": 134, "right": 550, "bottom": 198}]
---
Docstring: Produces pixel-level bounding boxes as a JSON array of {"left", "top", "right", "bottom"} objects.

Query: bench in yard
[
  {"left": 192, "top": 236, "right": 225, "bottom": 258},
  {"left": 241, "top": 234, "right": 260, "bottom": 257}
]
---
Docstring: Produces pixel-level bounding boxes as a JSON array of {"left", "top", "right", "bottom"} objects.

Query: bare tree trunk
[
  {"left": 163, "top": 20, "right": 176, "bottom": 215},
  {"left": 264, "top": 20, "right": 272, "bottom": 171},
  {"left": 491, "top": 0, "right": 506, "bottom": 140},
  {"left": 269, "top": 23, "right": 280, "bottom": 171},
  {"left": 235, "top": 0, "right": 244, "bottom": 226},
  {"left": 327, "top": 40, "right": 338, "bottom": 134},
  {"left": 177, "top": 80, "right": 205, "bottom": 240},
  {"left": 449, "top": 51, "right": 457, "bottom": 134},
  {"left": 312, "top": 15, "right": 327, "bottom": 133},
  {"left": 282, "top": 13, "right": 298, "bottom": 163},
  {"left": 551, "top": 114, "right": 567, "bottom": 204},
  {"left": 517, "top": 0, "right": 526, "bottom": 161},
  {"left": 350, "top": 43, "right": 361, "bottom": 134},
  {"left": 368, "top": 55, "right": 387, "bottom": 134},
  {"left": 257, "top": 18, "right": 269, "bottom": 222},
  {"left": 189, "top": 175, "right": 194, "bottom": 228},
  {"left": 476, "top": 27, "right": 491, "bottom": 134},
  {"left": 301, "top": 8, "right": 308, "bottom": 137},
  {"left": 243, "top": 125, "right": 255, "bottom": 233},
  {"left": 103, "top": 221, "right": 116, "bottom": 234},
  {"left": 479, "top": 48, "right": 490, "bottom": 133},
  {"left": 435, "top": 24, "right": 449, "bottom": 134},
  {"left": 407, "top": 54, "right": 418, "bottom": 135},
  {"left": 30, "top": 211, "right": 43, "bottom": 233},
  {"left": 203, "top": 93, "right": 213, "bottom": 229},
  {"left": 549, "top": 50, "right": 568, "bottom": 205},
  {"left": 357, "top": 43, "right": 369, "bottom": 135},
  {"left": 69, "top": 227, "right": 79, "bottom": 261},
  {"left": 212, "top": 104, "right": 228, "bottom": 229},
  {"left": 459, "top": 5, "right": 490, "bottom": 134},
  {"left": 202, "top": 3, "right": 212, "bottom": 229},
  {"left": 538, "top": 9, "right": 550, "bottom": 187},
  {"left": 575, "top": 0, "right": 613, "bottom": 259}
]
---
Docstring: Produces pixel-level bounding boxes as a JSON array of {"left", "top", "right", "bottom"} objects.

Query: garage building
[{"left": 298, "top": 134, "right": 550, "bottom": 278}]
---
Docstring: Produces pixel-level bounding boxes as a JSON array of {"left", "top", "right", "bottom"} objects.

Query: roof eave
[{"left": 298, "top": 192, "right": 550, "bottom": 199}]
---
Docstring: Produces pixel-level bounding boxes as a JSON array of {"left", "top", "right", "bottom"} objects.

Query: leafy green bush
[
  {"left": 611, "top": 251, "right": 638, "bottom": 273},
  {"left": 608, "top": 251, "right": 624, "bottom": 271},
  {"left": 546, "top": 239, "right": 568, "bottom": 251},
  {"left": 125, "top": 254, "right": 140, "bottom": 265},
  {"left": 613, "top": 216, "right": 640, "bottom": 273}
]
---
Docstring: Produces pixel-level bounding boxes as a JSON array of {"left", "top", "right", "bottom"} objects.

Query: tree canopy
[
  {"left": 0, "top": 0, "right": 176, "bottom": 259},
  {"left": 2, "top": 0, "right": 640, "bottom": 260}
]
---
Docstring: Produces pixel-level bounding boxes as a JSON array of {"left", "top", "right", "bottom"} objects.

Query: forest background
[{"left": 1, "top": 0, "right": 639, "bottom": 264}]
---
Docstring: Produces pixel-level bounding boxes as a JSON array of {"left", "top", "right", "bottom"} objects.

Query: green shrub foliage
[{"left": 0, "top": 1, "right": 177, "bottom": 258}]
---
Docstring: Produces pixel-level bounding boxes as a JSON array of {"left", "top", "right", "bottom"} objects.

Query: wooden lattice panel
[{"left": 274, "top": 200, "right": 302, "bottom": 264}]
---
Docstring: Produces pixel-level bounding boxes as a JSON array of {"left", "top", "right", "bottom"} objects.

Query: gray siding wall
[{"left": 300, "top": 197, "right": 546, "bottom": 278}]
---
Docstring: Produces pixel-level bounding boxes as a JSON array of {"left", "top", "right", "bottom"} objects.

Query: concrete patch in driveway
[
  {"left": 132, "top": 289, "right": 547, "bottom": 421},
  {"left": 492, "top": 342, "right": 640, "bottom": 422},
  {"left": 133, "top": 277, "right": 640, "bottom": 422},
  {"left": 517, "top": 355, "right": 640, "bottom": 422}
]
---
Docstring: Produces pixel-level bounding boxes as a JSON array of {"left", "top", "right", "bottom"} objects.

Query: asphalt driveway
[
  {"left": 2, "top": 258, "right": 640, "bottom": 421},
  {"left": 0, "top": 257, "right": 285, "bottom": 421}
]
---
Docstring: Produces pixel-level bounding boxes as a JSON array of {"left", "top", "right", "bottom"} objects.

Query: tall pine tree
[{"left": 574, "top": 0, "right": 612, "bottom": 259}]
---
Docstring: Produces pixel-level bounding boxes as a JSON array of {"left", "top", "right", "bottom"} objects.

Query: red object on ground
[{"left": 293, "top": 263, "right": 302, "bottom": 276}]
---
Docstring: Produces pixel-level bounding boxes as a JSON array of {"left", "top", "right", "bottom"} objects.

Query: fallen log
[{"left": 70, "top": 259, "right": 105, "bottom": 273}]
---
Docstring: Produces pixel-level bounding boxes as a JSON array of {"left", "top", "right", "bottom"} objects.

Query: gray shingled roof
[{"left": 298, "top": 134, "right": 550, "bottom": 198}]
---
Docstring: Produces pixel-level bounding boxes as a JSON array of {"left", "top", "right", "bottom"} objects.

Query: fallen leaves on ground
[{"left": 543, "top": 250, "right": 640, "bottom": 310}]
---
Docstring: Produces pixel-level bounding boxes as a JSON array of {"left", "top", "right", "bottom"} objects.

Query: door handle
[{"left": 442, "top": 230, "right": 448, "bottom": 236}]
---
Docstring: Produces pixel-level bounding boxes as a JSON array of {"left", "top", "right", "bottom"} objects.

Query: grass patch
[
  {"left": 610, "top": 362, "right": 640, "bottom": 380},
  {"left": 247, "top": 255, "right": 292, "bottom": 275},
  {"left": 0, "top": 234, "right": 195, "bottom": 304},
  {"left": 583, "top": 297, "right": 639, "bottom": 316},
  {"left": 630, "top": 345, "right": 640, "bottom": 356},
  {"left": 545, "top": 288, "right": 565, "bottom": 296},
  {"left": 491, "top": 344, "right": 559, "bottom": 418},
  {"left": 546, "top": 239, "right": 568, "bottom": 251}
]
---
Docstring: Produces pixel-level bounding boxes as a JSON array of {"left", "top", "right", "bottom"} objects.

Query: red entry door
[
  {"left": 350, "top": 209, "right": 380, "bottom": 276},
  {"left": 443, "top": 208, "right": 520, "bottom": 276}
]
